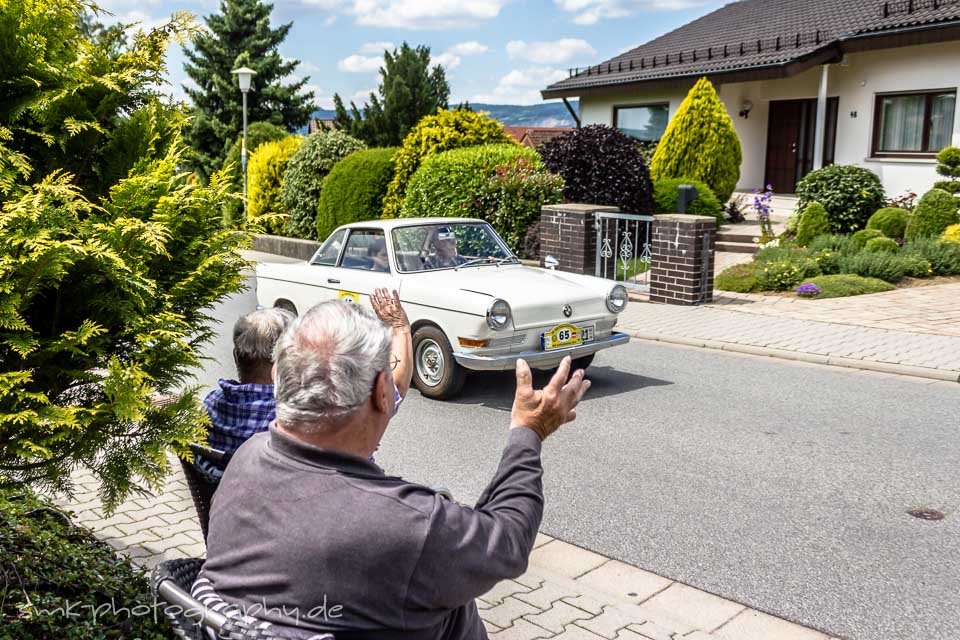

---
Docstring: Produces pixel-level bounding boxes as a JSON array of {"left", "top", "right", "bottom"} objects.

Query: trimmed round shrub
[
  {"left": 316, "top": 147, "right": 398, "bottom": 241},
  {"left": 221, "top": 121, "right": 289, "bottom": 227},
  {"left": 539, "top": 124, "right": 655, "bottom": 214},
  {"left": 839, "top": 251, "right": 929, "bottom": 282},
  {"left": 650, "top": 77, "right": 742, "bottom": 202},
  {"left": 850, "top": 228, "right": 885, "bottom": 251},
  {"left": 795, "top": 201, "right": 831, "bottom": 247},
  {"left": 937, "top": 146, "right": 960, "bottom": 178},
  {"left": 942, "top": 223, "right": 960, "bottom": 244},
  {"left": 402, "top": 144, "right": 563, "bottom": 254},
  {"left": 866, "top": 207, "right": 910, "bottom": 240},
  {"left": 383, "top": 109, "right": 512, "bottom": 218},
  {"left": 904, "top": 188, "right": 960, "bottom": 241},
  {"left": 865, "top": 237, "right": 899, "bottom": 254},
  {"left": 282, "top": 130, "right": 366, "bottom": 239},
  {"left": 653, "top": 177, "right": 723, "bottom": 226},
  {"left": 795, "top": 165, "right": 885, "bottom": 234},
  {"left": 903, "top": 238, "right": 960, "bottom": 275},
  {"left": 248, "top": 135, "right": 303, "bottom": 234},
  {"left": 798, "top": 274, "right": 895, "bottom": 299},
  {"left": 715, "top": 262, "right": 759, "bottom": 292}
]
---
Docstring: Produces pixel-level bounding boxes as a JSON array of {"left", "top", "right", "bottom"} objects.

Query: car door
[
  {"left": 297, "top": 227, "right": 348, "bottom": 305},
  {"left": 328, "top": 228, "right": 400, "bottom": 306}
]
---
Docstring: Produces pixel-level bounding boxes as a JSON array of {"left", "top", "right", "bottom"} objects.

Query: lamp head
[{"left": 232, "top": 66, "right": 257, "bottom": 93}]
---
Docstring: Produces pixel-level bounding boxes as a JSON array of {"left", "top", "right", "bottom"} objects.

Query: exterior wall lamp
[{"left": 738, "top": 100, "right": 753, "bottom": 119}]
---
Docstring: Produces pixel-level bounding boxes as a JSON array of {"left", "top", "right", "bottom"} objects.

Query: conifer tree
[
  {"left": 650, "top": 77, "right": 742, "bottom": 202},
  {"left": 333, "top": 42, "right": 449, "bottom": 147},
  {"left": 184, "top": 0, "right": 315, "bottom": 179}
]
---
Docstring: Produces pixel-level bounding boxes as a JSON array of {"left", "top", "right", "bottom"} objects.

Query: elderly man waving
[{"left": 198, "top": 297, "right": 590, "bottom": 639}]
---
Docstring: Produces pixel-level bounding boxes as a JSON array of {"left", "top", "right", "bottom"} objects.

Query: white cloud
[
  {"left": 352, "top": 88, "right": 377, "bottom": 104},
  {"left": 359, "top": 41, "right": 395, "bottom": 54},
  {"left": 433, "top": 52, "right": 462, "bottom": 70},
  {"left": 506, "top": 39, "right": 596, "bottom": 64},
  {"left": 448, "top": 41, "right": 489, "bottom": 56},
  {"left": 555, "top": 0, "right": 708, "bottom": 24},
  {"left": 350, "top": 0, "right": 507, "bottom": 29},
  {"left": 337, "top": 53, "right": 383, "bottom": 73},
  {"left": 472, "top": 67, "right": 568, "bottom": 105}
]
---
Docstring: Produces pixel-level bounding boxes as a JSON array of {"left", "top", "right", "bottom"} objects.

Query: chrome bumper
[{"left": 453, "top": 332, "right": 630, "bottom": 371}]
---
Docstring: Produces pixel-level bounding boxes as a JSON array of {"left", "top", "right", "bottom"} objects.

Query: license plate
[{"left": 541, "top": 324, "right": 593, "bottom": 351}]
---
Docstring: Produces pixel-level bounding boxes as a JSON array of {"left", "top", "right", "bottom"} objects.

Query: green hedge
[
  {"left": 1, "top": 487, "right": 169, "bottom": 639},
  {"left": 866, "top": 207, "right": 910, "bottom": 240},
  {"left": 248, "top": 136, "right": 302, "bottom": 234},
  {"left": 281, "top": 130, "right": 366, "bottom": 239},
  {"left": 653, "top": 177, "right": 723, "bottom": 225},
  {"left": 316, "top": 147, "right": 397, "bottom": 241},
  {"left": 221, "top": 121, "right": 288, "bottom": 227},
  {"left": 401, "top": 144, "right": 563, "bottom": 254},
  {"left": 382, "top": 109, "right": 512, "bottom": 218},
  {"left": 904, "top": 188, "right": 960, "bottom": 241},
  {"left": 795, "top": 164, "right": 885, "bottom": 233}
]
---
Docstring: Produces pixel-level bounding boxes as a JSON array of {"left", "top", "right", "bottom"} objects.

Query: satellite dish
[{"left": 544, "top": 255, "right": 559, "bottom": 270}]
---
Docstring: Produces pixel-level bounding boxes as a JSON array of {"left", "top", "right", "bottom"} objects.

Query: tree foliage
[
  {"left": 247, "top": 135, "right": 302, "bottom": 234},
  {"left": 316, "top": 147, "right": 397, "bottom": 241},
  {"left": 221, "top": 120, "right": 288, "bottom": 227},
  {"left": 183, "top": 0, "right": 315, "bottom": 179},
  {"left": 0, "top": 1, "right": 248, "bottom": 509},
  {"left": 650, "top": 77, "right": 742, "bottom": 202},
  {"left": 281, "top": 130, "right": 366, "bottom": 239},
  {"left": 382, "top": 109, "right": 510, "bottom": 218},
  {"left": 539, "top": 125, "right": 655, "bottom": 214},
  {"left": 334, "top": 42, "right": 450, "bottom": 147}
]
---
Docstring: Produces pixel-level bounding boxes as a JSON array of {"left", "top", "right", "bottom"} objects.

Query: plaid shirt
[{"left": 198, "top": 379, "right": 403, "bottom": 479}]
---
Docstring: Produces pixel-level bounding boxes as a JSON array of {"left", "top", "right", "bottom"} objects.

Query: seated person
[
  {"left": 198, "top": 300, "right": 588, "bottom": 639},
  {"left": 196, "top": 307, "right": 294, "bottom": 479},
  {"left": 423, "top": 227, "right": 466, "bottom": 269},
  {"left": 370, "top": 237, "right": 390, "bottom": 272}
]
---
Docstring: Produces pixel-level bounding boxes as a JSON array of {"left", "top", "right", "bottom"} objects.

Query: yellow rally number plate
[
  {"left": 541, "top": 324, "right": 582, "bottom": 351},
  {"left": 338, "top": 291, "right": 360, "bottom": 304}
]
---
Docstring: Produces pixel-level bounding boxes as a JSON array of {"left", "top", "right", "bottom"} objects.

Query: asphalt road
[{"left": 199, "top": 282, "right": 960, "bottom": 640}]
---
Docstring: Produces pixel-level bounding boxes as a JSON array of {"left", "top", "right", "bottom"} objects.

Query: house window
[
  {"left": 613, "top": 104, "right": 670, "bottom": 142},
  {"left": 872, "top": 90, "right": 956, "bottom": 157}
]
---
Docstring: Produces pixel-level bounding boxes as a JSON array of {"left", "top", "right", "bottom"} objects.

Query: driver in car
[{"left": 424, "top": 227, "right": 466, "bottom": 269}]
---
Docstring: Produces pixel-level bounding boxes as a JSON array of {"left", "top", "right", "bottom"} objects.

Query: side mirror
[{"left": 544, "top": 255, "right": 559, "bottom": 270}]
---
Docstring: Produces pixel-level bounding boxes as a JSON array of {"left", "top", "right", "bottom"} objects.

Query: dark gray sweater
[{"left": 200, "top": 424, "right": 545, "bottom": 639}]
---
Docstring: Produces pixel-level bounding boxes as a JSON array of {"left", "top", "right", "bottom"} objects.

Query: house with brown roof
[
  {"left": 543, "top": 0, "right": 960, "bottom": 197},
  {"left": 504, "top": 126, "right": 573, "bottom": 149}
]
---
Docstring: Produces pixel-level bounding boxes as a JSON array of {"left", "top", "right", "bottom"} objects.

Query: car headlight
[
  {"left": 486, "top": 299, "right": 512, "bottom": 330},
  {"left": 606, "top": 285, "right": 628, "bottom": 313}
]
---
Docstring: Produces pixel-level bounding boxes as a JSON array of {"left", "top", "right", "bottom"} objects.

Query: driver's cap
[{"left": 435, "top": 227, "right": 455, "bottom": 241}]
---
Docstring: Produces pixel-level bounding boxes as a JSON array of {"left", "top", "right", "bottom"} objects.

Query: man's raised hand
[{"left": 511, "top": 356, "right": 590, "bottom": 441}]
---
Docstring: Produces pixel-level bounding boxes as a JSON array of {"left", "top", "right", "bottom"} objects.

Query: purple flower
[{"left": 796, "top": 283, "right": 822, "bottom": 298}]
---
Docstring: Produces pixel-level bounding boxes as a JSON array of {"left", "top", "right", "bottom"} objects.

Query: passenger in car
[{"left": 370, "top": 238, "right": 390, "bottom": 272}]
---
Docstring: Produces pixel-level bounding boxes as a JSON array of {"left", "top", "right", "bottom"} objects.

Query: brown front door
[{"left": 764, "top": 98, "right": 839, "bottom": 193}]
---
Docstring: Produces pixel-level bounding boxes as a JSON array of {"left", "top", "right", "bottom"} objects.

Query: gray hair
[
  {"left": 233, "top": 307, "right": 295, "bottom": 380},
  {"left": 273, "top": 300, "right": 392, "bottom": 433}
]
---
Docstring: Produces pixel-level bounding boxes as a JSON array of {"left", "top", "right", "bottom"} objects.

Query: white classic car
[{"left": 255, "top": 218, "right": 629, "bottom": 399}]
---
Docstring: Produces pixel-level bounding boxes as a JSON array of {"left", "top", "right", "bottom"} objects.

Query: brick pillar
[
  {"left": 649, "top": 214, "right": 717, "bottom": 305},
  {"left": 539, "top": 204, "right": 618, "bottom": 275}
]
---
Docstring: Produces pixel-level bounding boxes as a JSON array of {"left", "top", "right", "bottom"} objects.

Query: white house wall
[{"left": 578, "top": 40, "right": 960, "bottom": 197}]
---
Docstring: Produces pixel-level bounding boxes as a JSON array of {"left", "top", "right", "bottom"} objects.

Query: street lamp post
[{"left": 231, "top": 66, "right": 257, "bottom": 222}]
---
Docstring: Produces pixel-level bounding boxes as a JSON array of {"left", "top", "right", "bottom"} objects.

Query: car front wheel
[{"left": 412, "top": 326, "right": 466, "bottom": 400}]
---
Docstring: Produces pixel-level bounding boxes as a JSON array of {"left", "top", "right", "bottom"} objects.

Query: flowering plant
[
  {"left": 753, "top": 184, "right": 775, "bottom": 239},
  {"left": 796, "top": 283, "right": 822, "bottom": 298}
]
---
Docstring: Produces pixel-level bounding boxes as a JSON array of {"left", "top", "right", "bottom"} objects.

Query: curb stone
[{"left": 631, "top": 332, "right": 960, "bottom": 383}]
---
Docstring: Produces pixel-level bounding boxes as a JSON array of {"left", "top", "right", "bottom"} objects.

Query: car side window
[
  {"left": 311, "top": 229, "right": 347, "bottom": 266},
  {"left": 340, "top": 229, "right": 388, "bottom": 272}
]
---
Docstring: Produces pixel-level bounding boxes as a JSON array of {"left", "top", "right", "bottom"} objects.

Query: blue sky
[{"left": 96, "top": 0, "right": 726, "bottom": 108}]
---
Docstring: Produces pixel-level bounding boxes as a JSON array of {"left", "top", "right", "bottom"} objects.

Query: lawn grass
[{"left": 799, "top": 274, "right": 895, "bottom": 299}]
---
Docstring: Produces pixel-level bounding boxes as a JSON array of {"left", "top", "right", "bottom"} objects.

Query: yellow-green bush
[
  {"left": 942, "top": 223, "right": 960, "bottom": 244},
  {"left": 381, "top": 109, "right": 512, "bottom": 218},
  {"left": 650, "top": 77, "right": 742, "bottom": 202},
  {"left": 904, "top": 188, "right": 960, "bottom": 241},
  {"left": 866, "top": 207, "right": 910, "bottom": 240},
  {"left": 795, "top": 202, "right": 831, "bottom": 247},
  {"left": 247, "top": 136, "right": 302, "bottom": 234}
]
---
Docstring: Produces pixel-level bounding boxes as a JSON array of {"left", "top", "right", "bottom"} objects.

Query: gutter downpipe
[
  {"left": 562, "top": 97, "right": 581, "bottom": 128},
  {"left": 813, "top": 63, "right": 829, "bottom": 171}
]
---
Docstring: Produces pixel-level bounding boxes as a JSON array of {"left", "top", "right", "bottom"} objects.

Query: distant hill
[{"left": 310, "top": 101, "right": 579, "bottom": 129}]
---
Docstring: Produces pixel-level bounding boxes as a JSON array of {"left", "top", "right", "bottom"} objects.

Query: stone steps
[{"left": 715, "top": 241, "right": 758, "bottom": 254}]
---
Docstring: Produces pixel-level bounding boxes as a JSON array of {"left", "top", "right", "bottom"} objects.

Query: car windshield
[{"left": 391, "top": 222, "right": 516, "bottom": 273}]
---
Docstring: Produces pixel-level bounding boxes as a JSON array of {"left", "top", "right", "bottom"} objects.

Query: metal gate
[{"left": 595, "top": 212, "right": 654, "bottom": 291}]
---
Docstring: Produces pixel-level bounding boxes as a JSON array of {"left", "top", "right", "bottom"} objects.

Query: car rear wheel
[
  {"left": 275, "top": 300, "right": 297, "bottom": 316},
  {"left": 412, "top": 326, "right": 466, "bottom": 400}
]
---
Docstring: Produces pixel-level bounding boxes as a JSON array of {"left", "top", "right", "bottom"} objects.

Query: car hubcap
[{"left": 416, "top": 339, "right": 445, "bottom": 387}]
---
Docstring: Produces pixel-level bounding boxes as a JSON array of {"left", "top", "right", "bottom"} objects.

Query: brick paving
[
  {"left": 620, "top": 283, "right": 960, "bottom": 382},
  {"left": 52, "top": 459, "right": 835, "bottom": 639}
]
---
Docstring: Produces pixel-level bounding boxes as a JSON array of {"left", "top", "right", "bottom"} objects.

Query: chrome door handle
[{"left": 327, "top": 278, "right": 340, "bottom": 284}]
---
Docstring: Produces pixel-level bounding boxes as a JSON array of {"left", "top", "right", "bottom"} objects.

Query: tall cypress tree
[
  {"left": 334, "top": 42, "right": 449, "bottom": 147},
  {"left": 184, "top": 0, "right": 315, "bottom": 179}
]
